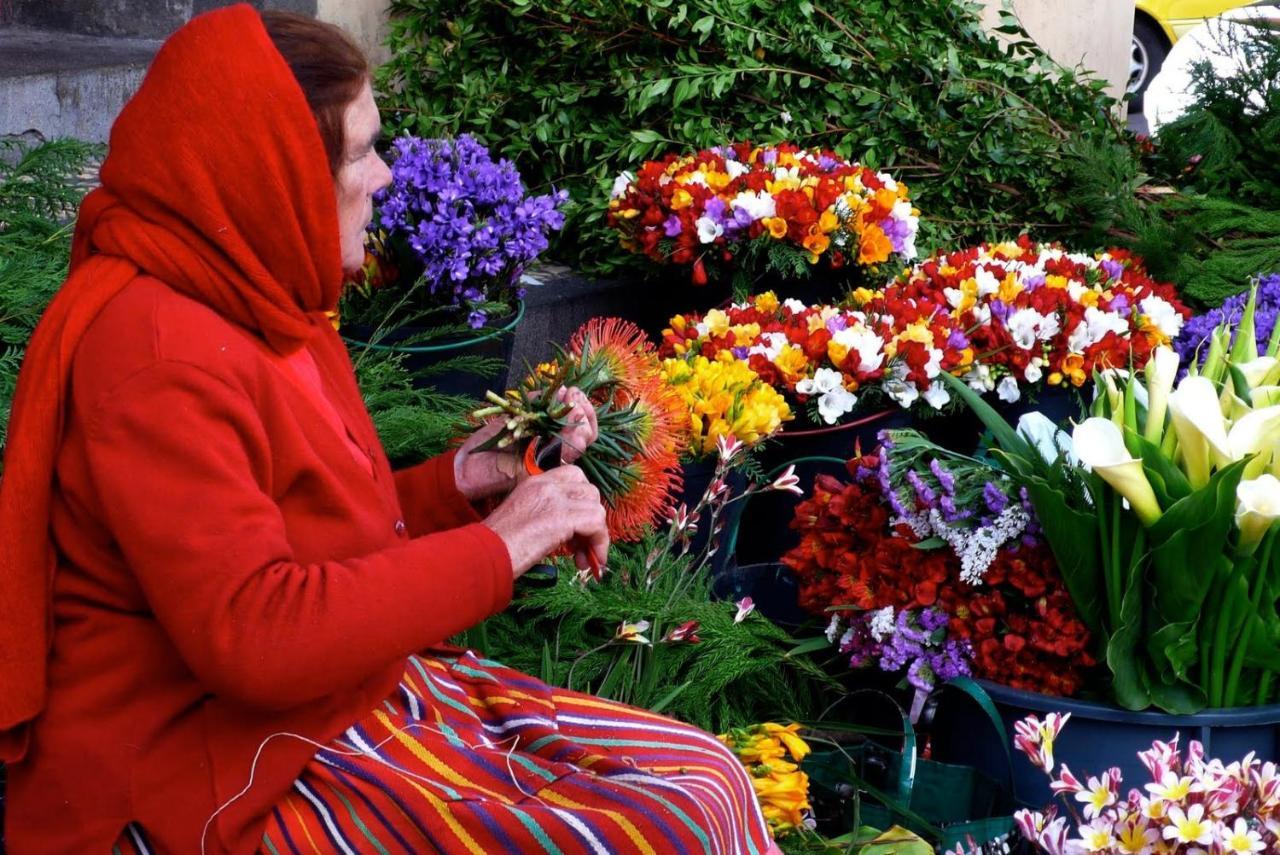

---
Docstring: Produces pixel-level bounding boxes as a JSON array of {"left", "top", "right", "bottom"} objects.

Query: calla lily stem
[{"left": 1224, "top": 530, "right": 1277, "bottom": 707}]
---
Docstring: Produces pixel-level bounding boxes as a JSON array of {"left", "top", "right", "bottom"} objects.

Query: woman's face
[{"left": 334, "top": 82, "right": 392, "bottom": 273}]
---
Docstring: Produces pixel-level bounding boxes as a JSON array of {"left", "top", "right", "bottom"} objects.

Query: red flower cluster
[{"left": 782, "top": 456, "right": 1095, "bottom": 696}]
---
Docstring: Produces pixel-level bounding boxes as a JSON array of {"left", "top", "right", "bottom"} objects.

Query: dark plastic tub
[{"left": 929, "top": 679, "right": 1280, "bottom": 807}]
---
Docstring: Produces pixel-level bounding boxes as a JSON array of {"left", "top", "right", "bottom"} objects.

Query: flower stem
[
  {"left": 1224, "top": 531, "right": 1276, "bottom": 707},
  {"left": 1109, "top": 492, "right": 1123, "bottom": 632},
  {"left": 1211, "top": 556, "right": 1254, "bottom": 707}
]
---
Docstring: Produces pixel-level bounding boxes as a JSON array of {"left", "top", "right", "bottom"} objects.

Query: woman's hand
[
  {"left": 454, "top": 387, "right": 598, "bottom": 501},
  {"left": 482, "top": 465, "right": 610, "bottom": 577}
]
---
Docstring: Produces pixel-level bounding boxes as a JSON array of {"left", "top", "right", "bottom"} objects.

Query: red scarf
[{"left": 0, "top": 3, "right": 343, "bottom": 760}]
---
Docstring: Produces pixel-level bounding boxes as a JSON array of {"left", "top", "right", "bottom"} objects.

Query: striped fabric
[{"left": 115, "top": 650, "right": 776, "bottom": 854}]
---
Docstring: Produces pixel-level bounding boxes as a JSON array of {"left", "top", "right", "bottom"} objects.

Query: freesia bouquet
[
  {"left": 718, "top": 722, "right": 814, "bottom": 838},
  {"left": 857, "top": 237, "right": 1190, "bottom": 404},
  {"left": 344, "top": 134, "right": 568, "bottom": 331},
  {"left": 943, "top": 281, "right": 1280, "bottom": 710},
  {"left": 660, "top": 352, "right": 792, "bottom": 458},
  {"left": 607, "top": 143, "right": 918, "bottom": 293},
  {"left": 472, "top": 318, "right": 684, "bottom": 543},
  {"left": 1011, "top": 713, "right": 1278, "bottom": 855},
  {"left": 661, "top": 291, "right": 968, "bottom": 425}
]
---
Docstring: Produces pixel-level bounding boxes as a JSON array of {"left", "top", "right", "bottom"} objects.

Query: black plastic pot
[
  {"left": 709, "top": 561, "right": 809, "bottom": 628},
  {"left": 343, "top": 300, "right": 524, "bottom": 400}
]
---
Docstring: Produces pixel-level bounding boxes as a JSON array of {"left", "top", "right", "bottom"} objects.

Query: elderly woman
[{"left": 0, "top": 6, "right": 777, "bottom": 854}]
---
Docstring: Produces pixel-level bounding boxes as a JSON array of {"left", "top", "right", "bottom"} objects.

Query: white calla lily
[
  {"left": 1072, "top": 417, "right": 1163, "bottom": 526},
  {"left": 1236, "top": 357, "right": 1279, "bottom": 389},
  {"left": 1168, "top": 376, "right": 1233, "bottom": 488},
  {"left": 1143, "top": 346, "right": 1179, "bottom": 445},
  {"left": 1227, "top": 405, "right": 1280, "bottom": 478},
  {"left": 1236, "top": 474, "right": 1280, "bottom": 555},
  {"left": 1251, "top": 386, "right": 1280, "bottom": 408}
]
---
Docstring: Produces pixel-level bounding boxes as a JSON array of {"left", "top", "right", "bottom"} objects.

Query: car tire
[{"left": 1129, "top": 15, "right": 1169, "bottom": 113}]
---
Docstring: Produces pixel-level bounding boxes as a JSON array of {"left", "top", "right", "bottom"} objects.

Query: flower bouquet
[
  {"left": 857, "top": 237, "right": 1190, "bottom": 405},
  {"left": 1011, "top": 713, "right": 1278, "bottom": 855},
  {"left": 341, "top": 133, "right": 568, "bottom": 336},
  {"left": 472, "top": 318, "right": 684, "bottom": 544},
  {"left": 607, "top": 142, "right": 918, "bottom": 297},
  {"left": 662, "top": 291, "right": 966, "bottom": 427},
  {"left": 941, "top": 281, "right": 1280, "bottom": 711},
  {"left": 782, "top": 450, "right": 1095, "bottom": 697}
]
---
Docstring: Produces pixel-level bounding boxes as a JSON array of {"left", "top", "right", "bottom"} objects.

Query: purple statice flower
[
  {"left": 918, "top": 607, "right": 950, "bottom": 633},
  {"left": 374, "top": 133, "right": 568, "bottom": 317},
  {"left": 929, "top": 458, "right": 956, "bottom": 494},
  {"left": 1174, "top": 273, "right": 1280, "bottom": 367},
  {"left": 907, "top": 470, "right": 936, "bottom": 508},
  {"left": 982, "top": 481, "right": 1009, "bottom": 515},
  {"left": 894, "top": 609, "right": 932, "bottom": 644},
  {"left": 939, "top": 494, "right": 964, "bottom": 523},
  {"left": 1100, "top": 258, "right": 1124, "bottom": 281},
  {"left": 840, "top": 609, "right": 971, "bottom": 691}
]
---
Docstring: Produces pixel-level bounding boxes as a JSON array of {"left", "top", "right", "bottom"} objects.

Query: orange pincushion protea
[{"left": 567, "top": 318, "right": 685, "bottom": 541}]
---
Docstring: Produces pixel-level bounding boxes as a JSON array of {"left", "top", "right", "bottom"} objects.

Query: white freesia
[
  {"left": 831, "top": 327, "right": 885, "bottom": 373},
  {"left": 1073, "top": 417, "right": 1163, "bottom": 526},
  {"left": 974, "top": 267, "right": 1001, "bottom": 298},
  {"left": 1168, "top": 376, "right": 1233, "bottom": 488},
  {"left": 795, "top": 367, "right": 843, "bottom": 396},
  {"left": 725, "top": 160, "right": 751, "bottom": 181},
  {"left": 730, "top": 189, "right": 775, "bottom": 221},
  {"left": 922, "top": 381, "right": 951, "bottom": 410},
  {"left": 1139, "top": 295, "right": 1185, "bottom": 339},
  {"left": 1067, "top": 307, "right": 1129, "bottom": 353},
  {"left": 1143, "top": 345, "right": 1179, "bottom": 445},
  {"left": 610, "top": 171, "right": 635, "bottom": 199},
  {"left": 997, "top": 376, "right": 1021, "bottom": 403},
  {"left": 695, "top": 216, "right": 723, "bottom": 244},
  {"left": 817, "top": 387, "right": 858, "bottom": 424},
  {"left": 1024, "top": 360, "right": 1043, "bottom": 384},
  {"left": 1236, "top": 474, "right": 1280, "bottom": 554},
  {"left": 1018, "top": 412, "right": 1077, "bottom": 466},
  {"left": 782, "top": 298, "right": 807, "bottom": 314}
]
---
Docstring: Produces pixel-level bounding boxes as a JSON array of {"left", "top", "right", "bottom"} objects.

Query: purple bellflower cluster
[{"left": 375, "top": 134, "right": 568, "bottom": 327}]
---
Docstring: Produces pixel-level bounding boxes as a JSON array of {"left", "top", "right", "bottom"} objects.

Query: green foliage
[
  {"left": 379, "top": 0, "right": 1121, "bottom": 274},
  {"left": 463, "top": 533, "right": 840, "bottom": 732},
  {"left": 348, "top": 346, "right": 478, "bottom": 463},
  {"left": 0, "top": 139, "right": 100, "bottom": 462},
  {"left": 1153, "top": 19, "right": 1280, "bottom": 210}
]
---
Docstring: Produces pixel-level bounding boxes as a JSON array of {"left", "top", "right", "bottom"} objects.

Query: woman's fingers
[{"left": 556, "top": 387, "right": 598, "bottom": 464}]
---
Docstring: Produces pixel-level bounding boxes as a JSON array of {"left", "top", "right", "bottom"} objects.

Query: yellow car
[{"left": 1131, "top": 0, "right": 1259, "bottom": 104}]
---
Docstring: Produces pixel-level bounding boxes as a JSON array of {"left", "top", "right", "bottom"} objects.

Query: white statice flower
[
  {"left": 825, "top": 614, "right": 842, "bottom": 643},
  {"left": 695, "top": 216, "right": 724, "bottom": 244},
  {"left": 1067, "top": 306, "right": 1130, "bottom": 352},
  {"left": 868, "top": 607, "right": 896, "bottom": 641},
  {"left": 610, "top": 171, "right": 635, "bottom": 199},
  {"left": 997, "top": 375, "right": 1021, "bottom": 403},
  {"left": 837, "top": 627, "right": 856, "bottom": 649},
  {"left": 922, "top": 381, "right": 951, "bottom": 410},
  {"left": 1140, "top": 295, "right": 1185, "bottom": 339},
  {"left": 1024, "top": 360, "right": 1043, "bottom": 383},
  {"left": 782, "top": 298, "right": 808, "bottom": 314},
  {"left": 725, "top": 159, "right": 750, "bottom": 181},
  {"left": 920, "top": 504, "right": 1031, "bottom": 585},
  {"left": 730, "top": 189, "right": 775, "bottom": 221},
  {"left": 832, "top": 327, "right": 885, "bottom": 373}
]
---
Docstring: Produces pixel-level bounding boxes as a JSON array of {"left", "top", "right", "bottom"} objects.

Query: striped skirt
[{"left": 118, "top": 649, "right": 776, "bottom": 854}]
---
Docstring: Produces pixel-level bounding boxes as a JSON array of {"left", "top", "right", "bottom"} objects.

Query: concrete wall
[
  {"left": 316, "top": 0, "right": 390, "bottom": 66},
  {"left": 979, "top": 0, "right": 1135, "bottom": 101}
]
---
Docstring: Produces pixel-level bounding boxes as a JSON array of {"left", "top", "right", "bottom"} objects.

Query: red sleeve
[
  {"left": 80, "top": 360, "right": 513, "bottom": 711},
  {"left": 393, "top": 450, "right": 487, "bottom": 537}
]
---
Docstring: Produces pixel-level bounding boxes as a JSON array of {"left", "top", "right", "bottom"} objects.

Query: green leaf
[
  {"left": 629, "top": 129, "right": 663, "bottom": 143},
  {"left": 859, "top": 826, "right": 934, "bottom": 855},
  {"left": 787, "top": 636, "right": 835, "bottom": 657},
  {"left": 1106, "top": 529, "right": 1151, "bottom": 709},
  {"left": 939, "top": 373, "right": 1033, "bottom": 467},
  {"left": 1023, "top": 477, "right": 1106, "bottom": 637},
  {"left": 650, "top": 680, "right": 693, "bottom": 713},
  {"left": 1130, "top": 432, "right": 1192, "bottom": 506},
  {"left": 910, "top": 536, "right": 947, "bottom": 550}
]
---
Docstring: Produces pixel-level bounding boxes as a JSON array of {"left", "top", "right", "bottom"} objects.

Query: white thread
[{"left": 199, "top": 722, "right": 544, "bottom": 855}]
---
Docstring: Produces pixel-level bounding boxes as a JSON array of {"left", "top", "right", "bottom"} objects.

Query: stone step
[{"left": 0, "top": 27, "right": 161, "bottom": 143}]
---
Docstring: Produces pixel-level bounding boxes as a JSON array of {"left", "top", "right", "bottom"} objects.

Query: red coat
[{"left": 5, "top": 276, "right": 513, "bottom": 852}]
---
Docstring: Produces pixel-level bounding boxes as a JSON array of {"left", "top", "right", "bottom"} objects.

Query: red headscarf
[{"left": 0, "top": 3, "right": 343, "bottom": 760}]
